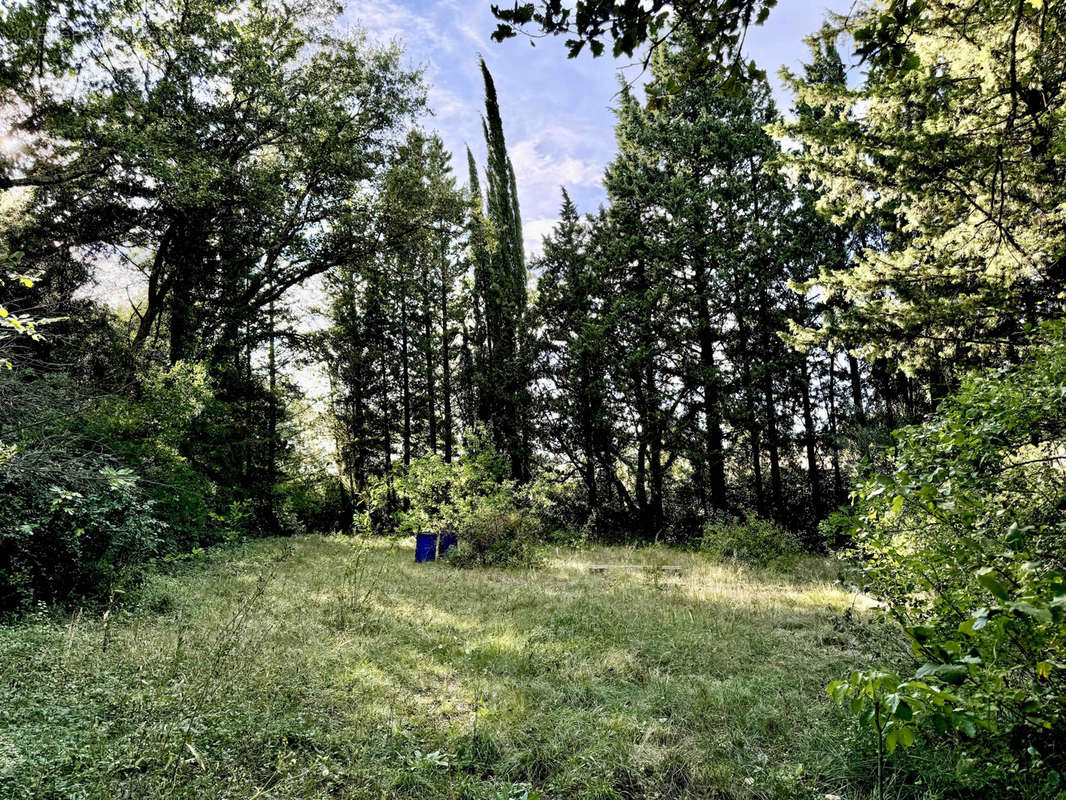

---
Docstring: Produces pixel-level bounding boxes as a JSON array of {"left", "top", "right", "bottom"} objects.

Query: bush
[
  {"left": 0, "top": 468, "right": 165, "bottom": 612},
  {"left": 283, "top": 471, "right": 347, "bottom": 534},
  {"left": 449, "top": 506, "right": 543, "bottom": 568},
  {"left": 700, "top": 514, "right": 801, "bottom": 564},
  {"left": 392, "top": 429, "right": 546, "bottom": 568},
  {"left": 84, "top": 361, "right": 240, "bottom": 551},
  {"left": 830, "top": 323, "right": 1066, "bottom": 793},
  {"left": 0, "top": 360, "right": 257, "bottom": 612},
  {"left": 393, "top": 452, "right": 465, "bottom": 538}
]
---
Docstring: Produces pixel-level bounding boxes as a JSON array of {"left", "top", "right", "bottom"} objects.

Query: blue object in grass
[
  {"left": 415, "top": 533, "right": 438, "bottom": 562},
  {"left": 439, "top": 532, "right": 458, "bottom": 556}
]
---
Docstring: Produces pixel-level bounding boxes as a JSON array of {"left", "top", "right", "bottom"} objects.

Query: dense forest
[{"left": 2, "top": 0, "right": 1065, "bottom": 797}]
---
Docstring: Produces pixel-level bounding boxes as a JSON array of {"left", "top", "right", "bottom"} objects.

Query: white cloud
[
  {"left": 427, "top": 85, "right": 468, "bottom": 121},
  {"left": 510, "top": 136, "right": 602, "bottom": 194},
  {"left": 344, "top": 0, "right": 455, "bottom": 55},
  {"left": 523, "top": 217, "right": 560, "bottom": 260}
]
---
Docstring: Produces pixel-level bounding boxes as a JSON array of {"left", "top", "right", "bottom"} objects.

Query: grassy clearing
[{"left": 1, "top": 537, "right": 912, "bottom": 799}]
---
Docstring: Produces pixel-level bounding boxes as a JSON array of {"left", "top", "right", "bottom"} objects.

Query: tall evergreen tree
[
  {"left": 780, "top": 2, "right": 1066, "bottom": 378},
  {"left": 324, "top": 131, "right": 468, "bottom": 522},
  {"left": 471, "top": 59, "right": 531, "bottom": 481},
  {"left": 533, "top": 190, "right": 612, "bottom": 517}
]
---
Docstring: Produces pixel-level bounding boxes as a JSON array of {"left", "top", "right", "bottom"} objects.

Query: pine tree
[
  {"left": 600, "top": 86, "right": 683, "bottom": 536},
  {"left": 533, "top": 190, "right": 612, "bottom": 518},
  {"left": 780, "top": 3, "right": 1066, "bottom": 377},
  {"left": 324, "top": 131, "right": 468, "bottom": 522},
  {"left": 602, "top": 32, "right": 801, "bottom": 527}
]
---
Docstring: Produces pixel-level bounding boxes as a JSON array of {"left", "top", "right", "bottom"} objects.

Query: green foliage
[
  {"left": 394, "top": 454, "right": 465, "bottom": 538},
  {"left": 0, "top": 353, "right": 303, "bottom": 612},
  {"left": 323, "top": 129, "right": 470, "bottom": 498},
  {"left": 834, "top": 323, "right": 1066, "bottom": 788},
  {"left": 525, "top": 30, "right": 848, "bottom": 541},
  {"left": 4, "top": 0, "right": 423, "bottom": 364},
  {"left": 828, "top": 669, "right": 972, "bottom": 800},
  {"left": 489, "top": 0, "right": 777, "bottom": 70},
  {"left": 469, "top": 60, "right": 532, "bottom": 482},
  {"left": 450, "top": 506, "right": 543, "bottom": 569},
  {"left": 0, "top": 461, "right": 165, "bottom": 612},
  {"left": 84, "top": 361, "right": 244, "bottom": 551},
  {"left": 392, "top": 430, "right": 544, "bottom": 568},
  {"left": 0, "top": 250, "right": 47, "bottom": 370},
  {"left": 700, "top": 514, "right": 801, "bottom": 564},
  {"left": 780, "top": 0, "right": 1066, "bottom": 375},
  {"left": 393, "top": 428, "right": 507, "bottom": 534},
  {"left": 2, "top": 0, "right": 424, "bottom": 573},
  {"left": 0, "top": 368, "right": 165, "bottom": 611}
]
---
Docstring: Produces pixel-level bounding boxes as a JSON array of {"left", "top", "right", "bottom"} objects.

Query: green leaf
[
  {"left": 885, "top": 728, "right": 898, "bottom": 753},
  {"left": 891, "top": 494, "right": 905, "bottom": 515},
  {"left": 910, "top": 625, "right": 935, "bottom": 643},
  {"left": 976, "top": 568, "right": 1010, "bottom": 601},
  {"left": 900, "top": 726, "right": 915, "bottom": 748},
  {"left": 1009, "top": 601, "right": 1052, "bottom": 624}
]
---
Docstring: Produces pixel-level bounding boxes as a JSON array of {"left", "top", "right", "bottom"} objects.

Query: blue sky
[{"left": 344, "top": 1, "right": 850, "bottom": 258}]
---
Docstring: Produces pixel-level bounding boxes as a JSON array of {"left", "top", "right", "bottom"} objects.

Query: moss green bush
[
  {"left": 392, "top": 429, "right": 547, "bottom": 569},
  {"left": 700, "top": 514, "right": 801, "bottom": 564},
  {"left": 449, "top": 507, "right": 544, "bottom": 569}
]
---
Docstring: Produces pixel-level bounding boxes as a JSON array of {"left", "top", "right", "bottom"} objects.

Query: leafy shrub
[
  {"left": 393, "top": 452, "right": 465, "bottom": 537},
  {"left": 84, "top": 361, "right": 238, "bottom": 551},
  {"left": 700, "top": 514, "right": 801, "bottom": 564},
  {"left": 527, "top": 478, "right": 594, "bottom": 546},
  {"left": 0, "top": 359, "right": 261, "bottom": 612},
  {"left": 392, "top": 429, "right": 546, "bottom": 568},
  {"left": 283, "top": 472, "right": 347, "bottom": 533},
  {"left": 450, "top": 507, "right": 544, "bottom": 568},
  {"left": 831, "top": 323, "right": 1066, "bottom": 793},
  {"left": 0, "top": 468, "right": 165, "bottom": 612}
]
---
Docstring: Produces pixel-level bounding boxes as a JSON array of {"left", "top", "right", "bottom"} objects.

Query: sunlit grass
[{"left": 0, "top": 536, "right": 906, "bottom": 799}]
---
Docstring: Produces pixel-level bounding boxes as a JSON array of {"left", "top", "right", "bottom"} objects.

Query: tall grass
[{"left": 0, "top": 537, "right": 955, "bottom": 799}]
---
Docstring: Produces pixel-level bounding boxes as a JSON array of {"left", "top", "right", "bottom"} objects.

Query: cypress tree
[{"left": 471, "top": 58, "right": 531, "bottom": 481}]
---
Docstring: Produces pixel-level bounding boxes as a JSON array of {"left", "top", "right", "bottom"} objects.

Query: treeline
[
  {"left": 534, "top": 36, "right": 868, "bottom": 540},
  {"left": 324, "top": 31, "right": 926, "bottom": 544},
  {"left": 3, "top": 0, "right": 1064, "bottom": 608},
  {"left": 322, "top": 60, "right": 534, "bottom": 518},
  {"left": 0, "top": 0, "right": 428, "bottom": 608},
  {"left": 487, "top": 0, "right": 1066, "bottom": 788}
]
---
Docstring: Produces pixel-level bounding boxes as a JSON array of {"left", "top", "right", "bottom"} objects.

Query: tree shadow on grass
[{"left": 310, "top": 540, "right": 872, "bottom": 799}]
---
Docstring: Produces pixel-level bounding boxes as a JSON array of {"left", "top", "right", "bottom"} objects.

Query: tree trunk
[
  {"left": 762, "top": 372, "right": 783, "bottom": 520},
  {"left": 750, "top": 424, "right": 765, "bottom": 516},
  {"left": 873, "top": 361, "right": 897, "bottom": 430},
  {"left": 424, "top": 283, "right": 437, "bottom": 455},
  {"left": 169, "top": 265, "right": 192, "bottom": 365},
  {"left": 579, "top": 372, "right": 599, "bottom": 515},
  {"left": 133, "top": 226, "right": 175, "bottom": 349},
  {"left": 693, "top": 259, "right": 727, "bottom": 512},
  {"left": 267, "top": 289, "right": 277, "bottom": 525},
  {"left": 440, "top": 269, "right": 454, "bottom": 464},
  {"left": 400, "top": 274, "right": 411, "bottom": 468},
  {"left": 800, "top": 355, "right": 822, "bottom": 521},
  {"left": 644, "top": 354, "right": 664, "bottom": 537},
  {"left": 635, "top": 422, "right": 649, "bottom": 534},
  {"left": 849, "top": 354, "right": 866, "bottom": 426},
  {"left": 827, "top": 350, "right": 844, "bottom": 503}
]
